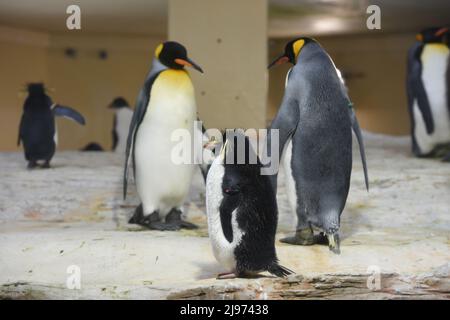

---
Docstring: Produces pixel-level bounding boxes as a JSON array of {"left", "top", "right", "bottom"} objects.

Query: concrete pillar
[{"left": 168, "top": 0, "right": 268, "bottom": 130}]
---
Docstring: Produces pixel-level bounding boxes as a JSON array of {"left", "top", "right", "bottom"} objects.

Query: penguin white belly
[
  {"left": 206, "top": 158, "right": 243, "bottom": 272},
  {"left": 115, "top": 108, "right": 133, "bottom": 154},
  {"left": 282, "top": 140, "right": 298, "bottom": 217},
  {"left": 414, "top": 44, "right": 450, "bottom": 153},
  {"left": 134, "top": 69, "right": 196, "bottom": 218}
]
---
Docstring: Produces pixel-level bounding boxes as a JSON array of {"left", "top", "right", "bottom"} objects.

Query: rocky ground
[{"left": 0, "top": 133, "right": 449, "bottom": 299}]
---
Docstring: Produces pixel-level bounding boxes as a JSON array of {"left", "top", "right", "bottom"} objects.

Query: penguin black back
[{"left": 19, "top": 83, "right": 56, "bottom": 164}]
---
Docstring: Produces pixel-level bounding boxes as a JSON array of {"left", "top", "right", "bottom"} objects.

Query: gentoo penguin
[
  {"left": 267, "top": 38, "right": 369, "bottom": 254},
  {"left": 17, "top": 83, "right": 85, "bottom": 169},
  {"left": 123, "top": 41, "right": 203, "bottom": 231},
  {"left": 406, "top": 27, "right": 450, "bottom": 159},
  {"left": 206, "top": 130, "right": 293, "bottom": 279},
  {"left": 108, "top": 97, "right": 133, "bottom": 153}
]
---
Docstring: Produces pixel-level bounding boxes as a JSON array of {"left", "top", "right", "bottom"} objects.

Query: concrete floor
[{"left": 0, "top": 133, "right": 449, "bottom": 299}]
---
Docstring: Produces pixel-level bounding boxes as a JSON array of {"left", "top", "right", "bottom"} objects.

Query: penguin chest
[
  {"left": 206, "top": 160, "right": 243, "bottom": 272},
  {"left": 415, "top": 44, "right": 450, "bottom": 152},
  {"left": 134, "top": 70, "right": 196, "bottom": 211}
]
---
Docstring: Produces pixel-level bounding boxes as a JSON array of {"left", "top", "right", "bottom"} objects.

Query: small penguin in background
[
  {"left": 108, "top": 97, "right": 133, "bottom": 153},
  {"left": 124, "top": 41, "right": 204, "bottom": 231},
  {"left": 267, "top": 38, "right": 369, "bottom": 254},
  {"left": 406, "top": 27, "right": 450, "bottom": 160},
  {"left": 206, "top": 130, "right": 293, "bottom": 279},
  {"left": 17, "top": 83, "right": 85, "bottom": 169}
]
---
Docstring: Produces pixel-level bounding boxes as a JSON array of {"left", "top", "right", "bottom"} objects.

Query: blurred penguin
[
  {"left": 109, "top": 97, "right": 133, "bottom": 153},
  {"left": 18, "top": 83, "right": 85, "bottom": 169},
  {"left": 406, "top": 27, "right": 450, "bottom": 160}
]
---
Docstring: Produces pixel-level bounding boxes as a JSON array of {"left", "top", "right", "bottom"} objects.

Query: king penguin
[
  {"left": 206, "top": 130, "right": 293, "bottom": 279},
  {"left": 108, "top": 97, "right": 133, "bottom": 153},
  {"left": 123, "top": 41, "right": 204, "bottom": 231},
  {"left": 18, "top": 83, "right": 85, "bottom": 169},
  {"left": 267, "top": 38, "right": 369, "bottom": 254},
  {"left": 406, "top": 27, "right": 450, "bottom": 159}
]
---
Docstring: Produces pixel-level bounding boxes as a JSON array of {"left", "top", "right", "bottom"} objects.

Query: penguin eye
[{"left": 223, "top": 185, "right": 240, "bottom": 195}]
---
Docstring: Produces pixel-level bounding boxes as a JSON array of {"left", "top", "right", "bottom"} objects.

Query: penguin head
[
  {"left": 154, "top": 41, "right": 203, "bottom": 73},
  {"left": 24, "top": 83, "right": 53, "bottom": 110},
  {"left": 268, "top": 37, "right": 315, "bottom": 68},
  {"left": 416, "top": 27, "right": 449, "bottom": 43},
  {"left": 108, "top": 97, "right": 129, "bottom": 109},
  {"left": 219, "top": 129, "right": 261, "bottom": 196}
]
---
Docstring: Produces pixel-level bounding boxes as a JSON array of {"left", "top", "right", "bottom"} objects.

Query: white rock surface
[{"left": 0, "top": 133, "right": 449, "bottom": 299}]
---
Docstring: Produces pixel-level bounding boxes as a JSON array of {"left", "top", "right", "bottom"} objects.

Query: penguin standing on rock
[
  {"left": 406, "top": 27, "right": 450, "bottom": 160},
  {"left": 108, "top": 97, "right": 133, "bottom": 153},
  {"left": 124, "top": 41, "right": 204, "bottom": 231},
  {"left": 206, "top": 130, "right": 293, "bottom": 279},
  {"left": 17, "top": 83, "right": 85, "bottom": 169},
  {"left": 267, "top": 38, "right": 369, "bottom": 254}
]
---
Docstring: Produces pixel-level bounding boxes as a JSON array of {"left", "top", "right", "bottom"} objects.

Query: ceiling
[{"left": 0, "top": 0, "right": 449, "bottom": 37}]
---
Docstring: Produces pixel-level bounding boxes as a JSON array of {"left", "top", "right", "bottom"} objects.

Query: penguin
[
  {"left": 406, "top": 27, "right": 450, "bottom": 159},
  {"left": 17, "top": 83, "right": 85, "bottom": 169},
  {"left": 123, "top": 41, "right": 204, "bottom": 231},
  {"left": 108, "top": 97, "right": 133, "bottom": 153},
  {"left": 206, "top": 129, "right": 293, "bottom": 279},
  {"left": 267, "top": 38, "right": 369, "bottom": 254}
]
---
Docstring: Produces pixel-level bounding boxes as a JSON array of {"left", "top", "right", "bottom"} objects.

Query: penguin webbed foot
[
  {"left": 280, "top": 227, "right": 315, "bottom": 245},
  {"left": 27, "top": 161, "right": 38, "bottom": 169},
  {"left": 129, "top": 207, "right": 171, "bottom": 230},
  {"left": 165, "top": 208, "right": 198, "bottom": 230},
  {"left": 216, "top": 272, "right": 237, "bottom": 280},
  {"left": 41, "top": 160, "right": 51, "bottom": 169}
]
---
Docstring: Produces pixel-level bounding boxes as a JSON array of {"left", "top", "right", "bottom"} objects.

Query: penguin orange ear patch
[
  {"left": 293, "top": 39, "right": 305, "bottom": 58},
  {"left": 155, "top": 43, "right": 163, "bottom": 58}
]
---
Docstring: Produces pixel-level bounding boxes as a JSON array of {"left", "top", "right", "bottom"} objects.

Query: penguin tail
[{"left": 268, "top": 263, "right": 294, "bottom": 278}]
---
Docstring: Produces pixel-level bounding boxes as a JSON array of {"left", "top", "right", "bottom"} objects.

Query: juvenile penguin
[
  {"left": 124, "top": 41, "right": 203, "bottom": 231},
  {"left": 17, "top": 83, "right": 85, "bottom": 169},
  {"left": 406, "top": 27, "right": 450, "bottom": 159},
  {"left": 206, "top": 130, "right": 293, "bottom": 279},
  {"left": 267, "top": 38, "right": 369, "bottom": 254},
  {"left": 108, "top": 97, "right": 133, "bottom": 153}
]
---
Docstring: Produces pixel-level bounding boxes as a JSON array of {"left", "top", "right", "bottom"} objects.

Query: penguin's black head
[
  {"left": 155, "top": 41, "right": 203, "bottom": 73},
  {"left": 24, "top": 83, "right": 52, "bottom": 111},
  {"left": 108, "top": 97, "right": 129, "bottom": 109},
  {"left": 416, "top": 27, "right": 449, "bottom": 43},
  {"left": 268, "top": 37, "right": 315, "bottom": 68},
  {"left": 220, "top": 129, "right": 261, "bottom": 196},
  {"left": 27, "top": 83, "right": 46, "bottom": 96}
]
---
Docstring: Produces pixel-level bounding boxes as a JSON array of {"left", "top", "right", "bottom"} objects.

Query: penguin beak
[
  {"left": 416, "top": 33, "right": 423, "bottom": 42},
  {"left": 435, "top": 27, "right": 449, "bottom": 37},
  {"left": 268, "top": 55, "right": 289, "bottom": 69},
  {"left": 175, "top": 58, "right": 204, "bottom": 73}
]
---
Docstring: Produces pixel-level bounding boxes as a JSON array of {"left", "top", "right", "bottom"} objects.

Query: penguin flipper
[
  {"left": 407, "top": 43, "right": 434, "bottom": 134},
  {"left": 267, "top": 97, "right": 299, "bottom": 190},
  {"left": 52, "top": 105, "right": 86, "bottom": 125},
  {"left": 123, "top": 69, "right": 164, "bottom": 200},
  {"left": 349, "top": 108, "right": 369, "bottom": 191}
]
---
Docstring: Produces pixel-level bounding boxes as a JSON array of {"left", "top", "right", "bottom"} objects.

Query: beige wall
[
  {"left": 168, "top": 0, "right": 268, "bottom": 130},
  {"left": 0, "top": 25, "right": 164, "bottom": 151},
  {"left": 47, "top": 34, "right": 163, "bottom": 150},
  {"left": 0, "top": 27, "right": 49, "bottom": 151},
  {"left": 268, "top": 33, "right": 415, "bottom": 135}
]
